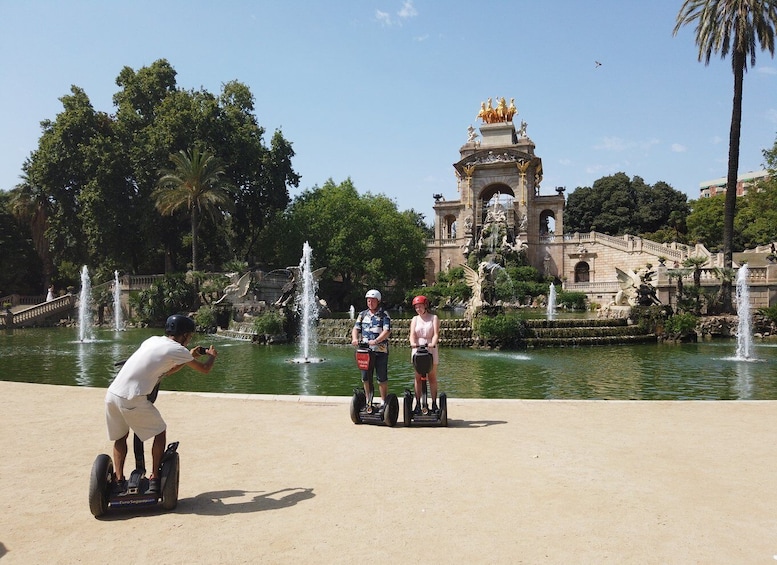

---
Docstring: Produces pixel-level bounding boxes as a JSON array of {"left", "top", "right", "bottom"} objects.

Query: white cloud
[
  {"left": 710, "top": 135, "right": 723, "bottom": 145},
  {"left": 671, "top": 143, "right": 687, "bottom": 153},
  {"left": 377, "top": 1, "right": 418, "bottom": 26},
  {"left": 376, "top": 9, "right": 391, "bottom": 25},
  {"left": 594, "top": 136, "right": 628, "bottom": 151},
  {"left": 398, "top": 0, "right": 418, "bottom": 19},
  {"left": 756, "top": 65, "right": 777, "bottom": 75}
]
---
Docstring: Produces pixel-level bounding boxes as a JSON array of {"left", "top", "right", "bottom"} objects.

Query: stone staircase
[
  {"left": 317, "top": 317, "right": 655, "bottom": 348},
  {"left": 522, "top": 318, "right": 655, "bottom": 347}
]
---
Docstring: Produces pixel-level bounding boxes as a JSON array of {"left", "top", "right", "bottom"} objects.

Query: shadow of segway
[{"left": 446, "top": 419, "right": 507, "bottom": 428}]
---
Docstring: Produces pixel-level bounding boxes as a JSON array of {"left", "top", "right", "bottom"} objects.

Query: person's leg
[
  {"left": 429, "top": 364, "right": 439, "bottom": 407},
  {"left": 113, "top": 433, "right": 129, "bottom": 481},
  {"left": 362, "top": 370, "right": 374, "bottom": 402},
  {"left": 413, "top": 371, "right": 423, "bottom": 409},
  {"left": 375, "top": 354, "right": 389, "bottom": 402},
  {"left": 150, "top": 429, "right": 166, "bottom": 478}
]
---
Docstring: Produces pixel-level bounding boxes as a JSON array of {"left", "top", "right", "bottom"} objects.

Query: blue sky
[{"left": 1, "top": 0, "right": 776, "bottom": 223}]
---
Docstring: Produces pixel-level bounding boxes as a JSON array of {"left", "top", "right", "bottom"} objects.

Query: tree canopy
[
  {"left": 563, "top": 172, "right": 690, "bottom": 238},
  {"left": 265, "top": 178, "right": 428, "bottom": 310},
  {"left": 8, "top": 59, "right": 298, "bottom": 287}
]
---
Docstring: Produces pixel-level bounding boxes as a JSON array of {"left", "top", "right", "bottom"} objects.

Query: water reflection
[{"left": 3, "top": 327, "right": 777, "bottom": 400}]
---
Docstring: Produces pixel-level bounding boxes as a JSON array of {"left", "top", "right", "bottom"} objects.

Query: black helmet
[{"left": 165, "top": 314, "right": 195, "bottom": 336}]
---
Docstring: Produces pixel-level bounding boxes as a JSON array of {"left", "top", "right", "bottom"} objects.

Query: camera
[{"left": 195, "top": 346, "right": 207, "bottom": 355}]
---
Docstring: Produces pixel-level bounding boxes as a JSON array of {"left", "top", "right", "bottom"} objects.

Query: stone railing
[
  {"left": 0, "top": 294, "right": 76, "bottom": 328},
  {"left": 0, "top": 294, "right": 46, "bottom": 308}
]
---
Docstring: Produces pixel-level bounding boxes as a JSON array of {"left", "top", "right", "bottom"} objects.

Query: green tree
[
  {"left": 7, "top": 174, "right": 54, "bottom": 288},
  {"left": 271, "top": 178, "right": 427, "bottom": 310},
  {"left": 564, "top": 173, "right": 689, "bottom": 236},
  {"left": 153, "top": 145, "right": 235, "bottom": 272},
  {"left": 13, "top": 59, "right": 294, "bottom": 285},
  {"left": 675, "top": 0, "right": 777, "bottom": 313},
  {"left": 0, "top": 191, "right": 43, "bottom": 295},
  {"left": 735, "top": 177, "right": 777, "bottom": 247},
  {"left": 686, "top": 195, "right": 726, "bottom": 249}
]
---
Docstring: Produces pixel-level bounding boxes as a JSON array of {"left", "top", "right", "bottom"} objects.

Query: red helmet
[{"left": 412, "top": 295, "right": 428, "bottom": 307}]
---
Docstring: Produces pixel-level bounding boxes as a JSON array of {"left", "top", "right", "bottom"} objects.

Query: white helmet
[{"left": 365, "top": 289, "right": 381, "bottom": 301}]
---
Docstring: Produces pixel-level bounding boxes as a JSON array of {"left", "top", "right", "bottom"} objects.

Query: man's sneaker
[
  {"left": 146, "top": 478, "right": 160, "bottom": 494},
  {"left": 432, "top": 403, "right": 439, "bottom": 412},
  {"left": 112, "top": 479, "right": 128, "bottom": 495}
]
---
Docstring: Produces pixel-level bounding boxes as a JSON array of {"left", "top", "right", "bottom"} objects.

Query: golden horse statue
[{"left": 477, "top": 97, "right": 517, "bottom": 124}]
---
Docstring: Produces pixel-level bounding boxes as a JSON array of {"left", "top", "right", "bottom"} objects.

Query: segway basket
[{"left": 355, "top": 345, "right": 374, "bottom": 371}]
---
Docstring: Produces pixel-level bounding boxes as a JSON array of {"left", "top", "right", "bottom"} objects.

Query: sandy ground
[{"left": 1, "top": 381, "right": 776, "bottom": 564}]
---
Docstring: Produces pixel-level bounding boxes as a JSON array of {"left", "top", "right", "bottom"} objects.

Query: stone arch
[
  {"left": 473, "top": 177, "right": 517, "bottom": 201},
  {"left": 442, "top": 214, "right": 457, "bottom": 239},
  {"left": 574, "top": 261, "right": 590, "bottom": 283},
  {"left": 539, "top": 209, "right": 556, "bottom": 235},
  {"left": 479, "top": 182, "right": 514, "bottom": 204},
  {"left": 478, "top": 183, "right": 514, "bottom": 223}
]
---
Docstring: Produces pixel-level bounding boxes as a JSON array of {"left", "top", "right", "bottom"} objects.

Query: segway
[
  {"left": 89, "top": 385, "right": 181, "bottom": 517},
  {"left": 403, "top": 344, "right": 447, "bottom": 427},
  {"left": 349, "top": 342, "right": 399, "bottom": 427}
]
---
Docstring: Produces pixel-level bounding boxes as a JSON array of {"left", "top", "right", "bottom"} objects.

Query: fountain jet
[
  {"left": 292, "top": 242, "right": 325, "bottom": 364},
  {"left": 547, "top": 283, "right": 557, "bottom": 321},
  {"left": 78, "top": 265, "right": 94, "bottom": 342},
  {"left": 113, "top": 270, "right": 123, "bottom": 331},
  {"left": 735, "top": 264, "right": 753, "bottom": 360}
]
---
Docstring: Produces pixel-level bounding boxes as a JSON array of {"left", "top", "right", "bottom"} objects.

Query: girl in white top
[{"left": 409, "top": 295, "right": 441, "bottom": 410}]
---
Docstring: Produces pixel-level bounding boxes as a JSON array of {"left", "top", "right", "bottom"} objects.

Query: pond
[{"left": 3, "top": 327, "right": 777, "bottom": 400}]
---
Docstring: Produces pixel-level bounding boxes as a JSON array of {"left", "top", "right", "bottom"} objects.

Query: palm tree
[
  {"left": 682, "top": 254, "right": 709, "bottom": 287},
  {"left": 153, "top": 145, "right": 235, "bottom": 272},
  {"left": 674, "top": 0, "right": 777, "bottom": 313},
  {"left": 8, "top": 174, "right": 55, "bottom": 289}
]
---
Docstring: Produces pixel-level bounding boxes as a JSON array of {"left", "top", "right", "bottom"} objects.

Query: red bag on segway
[{"left": 355, "top": 346, "right": 374, "bottom": 371}]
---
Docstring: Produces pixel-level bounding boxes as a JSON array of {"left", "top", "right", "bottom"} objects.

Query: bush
[
  {"left": 194, "top": 305, "right": 217, "bottom": 331},
  {"left": 758, "top": 305, "right": 777, "bottom": 324},
  {"left": 475, "top": 313, "right": 527, "bottom": 347},
  {"left": 664, "top": 312, "right": 698, "bottom": 339},
  {"left": 128, "top": 275, "right": 197, "bottom": 326},
  {"left": 557, "top": 291, "right": 587, "bottom": 310},
  {"left": 253, "top": 311, "right": 286, "bottom": 335}
]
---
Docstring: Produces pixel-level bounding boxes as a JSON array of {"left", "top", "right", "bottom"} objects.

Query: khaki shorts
[{"left": 105, "top": 391, "right": 166, "bottom": 442}]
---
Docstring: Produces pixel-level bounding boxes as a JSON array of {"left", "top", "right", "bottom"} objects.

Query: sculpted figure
[
  {"left": 214, "top": 272, "right": 252, "bottom": 305},
  {"left": 495, "top": 97, "right": 508, "bottom": 121},
  {"left": 462, "top": 264, "right": 485, "bottom": 312},
  {"left": 507, "top": 98, "right": 518, "bottom": 121}
]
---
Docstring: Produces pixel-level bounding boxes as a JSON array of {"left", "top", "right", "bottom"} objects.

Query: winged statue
[
  {"left": 214, "top": 272, "right": 252, "bottom": 305},
  {"left": 614, "top": 267, "right": 641, "bottom": 306},
  {"left": 462, "top": 263, "right": 485, "bottom": 312},
  {"left": 274, "top": 266, "right": 327, "bottom": 308}
]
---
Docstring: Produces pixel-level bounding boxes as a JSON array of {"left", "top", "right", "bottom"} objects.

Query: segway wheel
[
  {"left": 383, "top": 393, "right": 399, "bottom": 427},
  {"left": 160, "top": 452, "right": 180, "bottom": 510},
  {"left": 402, "top": 390, "right": 413, "bottom": 427},
  {"left": 89, "top": 454, "right": 113, "bottom": 518},
  {"left": 350, "top": 389, "right": 365, "bottom": 424},
  {"left": 439, "top": 393, "right": 448, "bottom": 427}
]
